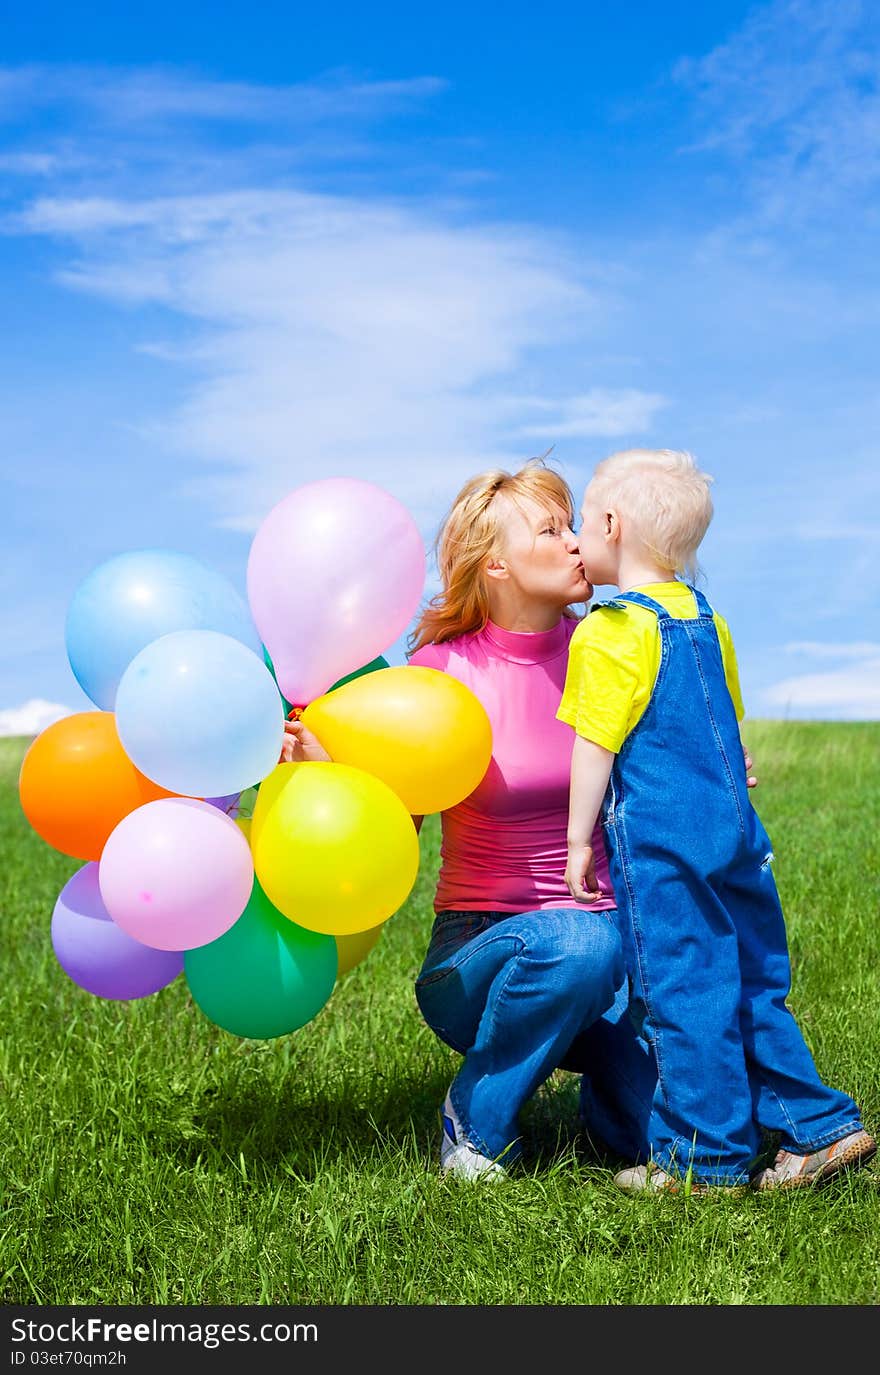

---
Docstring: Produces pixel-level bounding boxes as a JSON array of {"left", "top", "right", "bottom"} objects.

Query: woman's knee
[
  {"left": 578, "top": 916, "right": 624, "bottom": 987},
  {"left": 524, "top": 910, "right": 622, "bottom": 987}
]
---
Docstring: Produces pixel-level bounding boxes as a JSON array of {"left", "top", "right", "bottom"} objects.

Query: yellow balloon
[
  {"left": 335, "top": 924, "right": 383, "bottom": 979},
  {"left": 250, "top": 761, "right": 420, "bottom": 936},
  {"left": 301, "top": 666, "right": 492, "bottom": 814}
]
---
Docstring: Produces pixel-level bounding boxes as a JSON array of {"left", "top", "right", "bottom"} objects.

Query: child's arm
[
  {"left": 565, "top": 733, "right": 615, "bottom": 903},
  {"left": 742, "top": 737, "right": 757, "bottom": 788}
]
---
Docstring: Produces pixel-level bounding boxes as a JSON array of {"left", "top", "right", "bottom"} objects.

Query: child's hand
[
  {"left": 742, "top": 741, "right": 758, "bottom": 789},
  {"left": 565, "top": 843, "right": 602, "bottom": 903},
  {"left": 279, "top": 717, "right": 332, "bottom": 764}
]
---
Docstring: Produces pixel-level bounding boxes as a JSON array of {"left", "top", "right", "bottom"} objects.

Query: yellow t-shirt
[{"left": 557, "top": 582, "right": 745, "bottom": 753}]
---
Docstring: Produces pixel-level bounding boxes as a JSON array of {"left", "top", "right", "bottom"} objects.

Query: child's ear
[{"left": 604, "top": 510, "right": 621, "bottom": 543}]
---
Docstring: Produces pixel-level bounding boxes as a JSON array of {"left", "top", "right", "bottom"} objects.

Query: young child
[{"left": 558, "top": 448, "right": 876, "bottom": 1192}]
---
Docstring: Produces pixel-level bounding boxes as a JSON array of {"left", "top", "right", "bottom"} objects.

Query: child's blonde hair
[
  {"left": 408, "top": 457, "right": 579, "bottom": 652},
  {"left": 587, "top": 448, "right": 714, "bottom": 582}
]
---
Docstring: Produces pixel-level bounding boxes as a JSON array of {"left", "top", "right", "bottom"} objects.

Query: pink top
[{"left": 409, "top": 617, "right": 615, "bottom": 914}]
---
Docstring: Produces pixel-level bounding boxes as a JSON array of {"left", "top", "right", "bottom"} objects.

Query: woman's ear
[{"left": 484, "top": 556, "right": 508, "bottom": 582}]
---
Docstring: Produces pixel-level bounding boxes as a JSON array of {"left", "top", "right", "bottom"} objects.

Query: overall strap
[
  {"left": 690, "top": 586, "right": 714, "bottom": 618},
  {"left": 604, "top": 589, "right": 671, "bottom": 621}
]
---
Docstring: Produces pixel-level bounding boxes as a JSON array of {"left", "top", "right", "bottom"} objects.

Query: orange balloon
[{"left": 19, "top": 711, "right": 178, "bottom": 860}]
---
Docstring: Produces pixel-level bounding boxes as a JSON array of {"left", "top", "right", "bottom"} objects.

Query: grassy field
[{"left": 1, "top": 722, "right": 878, "bottom": 1306}]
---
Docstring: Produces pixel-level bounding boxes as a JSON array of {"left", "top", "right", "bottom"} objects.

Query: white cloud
[
  {"left": 675, "top": 0, "right": 880, "bottom": 234},
  {"left": 794, "top": 524, "right": 880, "bottom": 541},
  {"left": 15, "top": 187, "right": 627, "bottom": 530},
  {"left": 761, "top": 642, "right": 880, "bottom": 718},
  {"left": 0, "top": 64, "right": 668, "bottom": 542},
  {"left": 0, "top": 698, "right": 76, "bottom": 737},
  {"left": 0, "top": 152, "right": 64, "bottom": 175},
  {"left": 782, "top": 640, "right": 880, "bottom": 659},
  {"left": 0, "top": 64, "right": 446, "bottom": 127},
  {"left": 516, "top": 387, "right": 668, "bottom": 439}
]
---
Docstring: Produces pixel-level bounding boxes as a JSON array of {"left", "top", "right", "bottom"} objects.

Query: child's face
[{"left": 577, "top": 487, "right": 618, "bottom": 585}]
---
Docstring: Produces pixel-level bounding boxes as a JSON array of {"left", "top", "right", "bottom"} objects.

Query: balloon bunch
[{"left": 19, "top": 478, "right": 493, "bottom": 1040}]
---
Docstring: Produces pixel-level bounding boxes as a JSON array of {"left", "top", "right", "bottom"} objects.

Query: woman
[{"left": 285, "top": 459, "right": 662, "bottom": 1178}]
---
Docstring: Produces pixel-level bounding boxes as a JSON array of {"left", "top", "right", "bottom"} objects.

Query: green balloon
[
  {"left": 262, "top": 646, "right": 294, "bottom": 717},
  {"left": 263, "top": 646, "right": 390, "bottom": 713},
  {"left": 184, "top": 881, "right": 337, "bottom": 1039},
  {"left": 328, "top": 656, "right": 390, "bottom": 692}
]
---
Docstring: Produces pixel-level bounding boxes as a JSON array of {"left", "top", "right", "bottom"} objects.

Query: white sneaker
[
  {"left": 439, "top": 1094, "right": 508, "bottom": 1181},
  {"left": 612, "top": 1162, "right": 755, "bottom": 1196}
]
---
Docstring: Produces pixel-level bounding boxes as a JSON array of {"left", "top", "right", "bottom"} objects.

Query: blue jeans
[
  {"left": 565, "top": 977, "right": 658, "bottom": 1165},
  {"left": 415, "top": 907, "right": 626, "bottom": 1163}
]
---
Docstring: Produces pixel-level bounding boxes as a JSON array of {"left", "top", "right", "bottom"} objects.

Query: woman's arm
[
  {"left": 281, "top": 720, "right": 426, "bottom": 830},
  {"left": 280, "top": 720, "right": 427, "bottom": 839},
  {"left": 279, "top": 718, "right": 332, "bottom": 763},
  {"left": 564, "top": 733, "right": 615, "bottom": 903}
]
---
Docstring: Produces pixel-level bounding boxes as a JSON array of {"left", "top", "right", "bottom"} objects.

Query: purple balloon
[
  {"left": 51, "top": 863, "right": 184, "bottom": 1001},
  {"left": 204, "top": 792, "right": 242, "bottom": 818}
]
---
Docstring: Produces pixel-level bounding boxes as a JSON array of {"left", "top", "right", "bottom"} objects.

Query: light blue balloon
[
  {"left": 115, "top": 629, "right": 284, "bottom": 797},
  {"left": 65, "top": 549, "right": 263, "bottom": 710}
]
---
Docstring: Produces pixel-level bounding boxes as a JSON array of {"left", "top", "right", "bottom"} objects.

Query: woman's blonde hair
[
  {"left": 588, "top": 448, "right": 714, "bottom": 582},
  {"left": 408, "top": 457, "right": 579, "bottom": 652}
]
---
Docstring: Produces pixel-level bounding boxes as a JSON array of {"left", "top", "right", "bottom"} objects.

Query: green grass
[{"left": 1, "top": 722, "right": 878, "bottom": 1306}]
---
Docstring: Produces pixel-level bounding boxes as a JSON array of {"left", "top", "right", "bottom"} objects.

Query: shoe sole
[
  {"left": 440, "top": 1165, "right": 507, "bottom": 1181},
  {"left": 756, "top": 1136, "right": 877, "bottom": 1191},
  {"left": 617, "top": 1186, "right": 749, "bottom": 1198},
  {"left": 614, "top": 1176, "right": 748, "bottom": 1198},
  {"left": 439, "top": 1142, "right": 509, "bottom": 1181}
]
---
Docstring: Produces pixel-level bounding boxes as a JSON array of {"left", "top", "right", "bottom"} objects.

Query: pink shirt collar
[{"left": 482, "top": 617, "right": 572, "bottom": 665}]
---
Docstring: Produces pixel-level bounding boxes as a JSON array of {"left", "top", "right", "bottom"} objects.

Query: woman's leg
[
  {"left": 415, "top": 908, "right": 623, "bottom": 1161},
  {"left": 564, "top": 979, "right": 657, "bottom": 1164}
]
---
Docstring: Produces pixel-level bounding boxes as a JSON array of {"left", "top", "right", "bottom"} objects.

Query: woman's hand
[
  {"left": 279, "top": 717, "right": 332, "bottom": 764},
  {"left": 564, "top": 843, "right": 602, "bottom": 903},
  {"left": 742, "top": 742, "right": 757, "bottom": 789}
]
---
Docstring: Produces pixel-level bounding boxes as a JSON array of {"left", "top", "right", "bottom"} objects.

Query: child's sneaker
[
  {"left": 751, "top": 1129, "right": 876, "bottom": 1191},
  {"left": 439, "top": 1093, "right": 507, "bottom": 1181},
  {"left": 613, "top": 1163, "right": 748, "bottom": 1196},
  {"left": 613, "top": 1163, "right": 708, "bottom": 1195}
]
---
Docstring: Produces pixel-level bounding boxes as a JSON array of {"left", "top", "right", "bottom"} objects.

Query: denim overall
[{"left": 601, "top": 587, "right": 862, "bottom": 1185}]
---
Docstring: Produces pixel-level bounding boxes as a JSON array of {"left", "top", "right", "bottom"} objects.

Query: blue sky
[{"left": 2, "top": 0, "right": 879, "bottom": 734}]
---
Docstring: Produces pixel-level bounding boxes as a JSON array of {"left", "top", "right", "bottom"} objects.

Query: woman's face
[{"left": 490, "top": 494, "right": 593, "bottom": 608}]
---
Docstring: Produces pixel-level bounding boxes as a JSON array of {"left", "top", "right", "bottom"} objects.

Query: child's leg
[
  {"left": 620, "top": 870, "right": 762, "bottom": 1184},
  {"left": 725, "top": 859, "right": 865, "bottom": 1151}
]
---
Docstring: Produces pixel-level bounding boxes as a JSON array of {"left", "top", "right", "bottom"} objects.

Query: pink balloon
[
  {"left": 98, "top": 798, "right": 254, "bottom": 952},
  {"left": 246, "top": 477, "right": 426, "bottom": 707}
]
